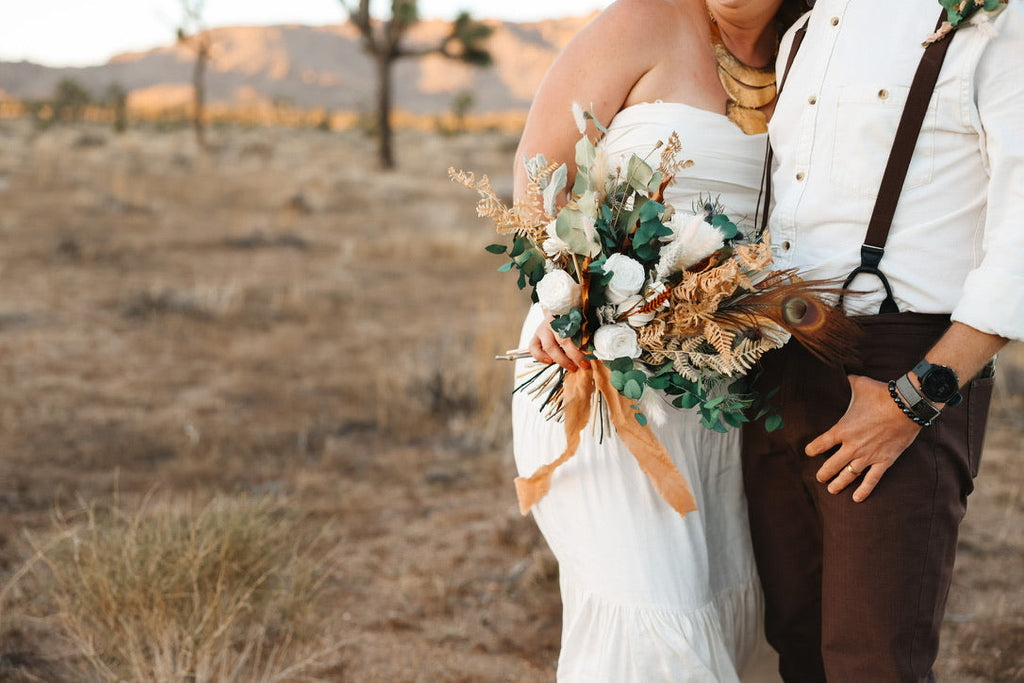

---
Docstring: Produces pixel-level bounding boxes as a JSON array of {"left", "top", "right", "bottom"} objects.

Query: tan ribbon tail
[
  {"left": 592, "top": 362, "right": 699, "bottom": 517},
  {"left": 514, "top": 368, "right": 595, "bottom": 515}
]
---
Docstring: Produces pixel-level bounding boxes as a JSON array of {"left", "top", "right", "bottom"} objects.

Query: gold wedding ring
[{"left": 845, "top": 464, "right": 862, "bottom": 477}]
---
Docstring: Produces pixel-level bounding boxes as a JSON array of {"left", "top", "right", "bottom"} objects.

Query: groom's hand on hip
[{"left": 805, "top": 374, "right": 921, "bottom": 502}]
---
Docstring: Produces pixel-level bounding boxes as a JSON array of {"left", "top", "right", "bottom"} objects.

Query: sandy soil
[{"left": 0, "top": 118, "right": 1020, "bottom": 681}]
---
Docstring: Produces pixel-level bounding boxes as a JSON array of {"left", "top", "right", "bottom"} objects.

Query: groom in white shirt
[{"left": 741, "top": 0, "right": 1023, "bottom": 680}]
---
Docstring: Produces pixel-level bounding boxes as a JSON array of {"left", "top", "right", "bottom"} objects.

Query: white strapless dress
[{"left": 512, "top": 103, "right": 779, "bottom": 682}]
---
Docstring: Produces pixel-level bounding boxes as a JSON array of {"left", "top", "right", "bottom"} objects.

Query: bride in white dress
[{"left": 510, "top": 0, "right": 807, "bottom": 680}]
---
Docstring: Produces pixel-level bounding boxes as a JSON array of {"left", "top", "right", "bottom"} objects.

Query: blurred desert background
[{"left": 0, "top": 7, "right": 1021, "bottom": 682}]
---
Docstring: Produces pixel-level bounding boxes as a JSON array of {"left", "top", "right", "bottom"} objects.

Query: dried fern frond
[
  {"left": 733, "top": 242, "right": 773, "bottom": 271},
  {"left": 658, "top": 132, "right": 695, "bottom": 176},
  {"left": 703, "top": 320, "right": 735, "bottom": 357},
  {"left": 448, "top": 167, "right": 547, "bottom": 240}
]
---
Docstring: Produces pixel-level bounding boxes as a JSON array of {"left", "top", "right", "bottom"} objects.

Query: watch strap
[{"left": 894, "top": 373, "right": 941, "bottom": 423}]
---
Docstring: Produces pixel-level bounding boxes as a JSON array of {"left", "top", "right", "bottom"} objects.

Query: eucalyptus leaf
[
  {"left": 624, "top": 378, "right": 644, "bottom": 400},
  {"left": 626, "top": 155, "right": 655, "bottom": 193},
  {"left": 550, "top": 307, "right": 583, "bottom": 340},
  {"left": 679, "top": 393, "right": 700, "bottom": 409},
  {"left": 765, "top": 414, "right": 784, "bottom": 432},
  {"left": 624, "top": 369, "right": 647, "bottom": 387},
  {"left": 575, "top": 135, "right": 596, "bottom": 176},
  {"left": 647, "top": 171, "right": 664, "bottom": 194},
  {"left": 556, "top": 208, "right": 600, "bottom": 257},
  {"left": 485, "top": 243, "right": 507, "bottom": 254},
  {"left": 722, "top": 411, "right": 744, "bottom": 428},
  {"left": 526, "top": 253, "right": 547, "bottom": 286},
  {"left": 646, "top": 375, "right": 671, "bottom": 390},
  {"left": 576, "top": 190, "right": 598, "bottom": 218},
  {"left": 606, "top": 357, "right": 634, "bottom": 373},
  {"left": 639, "top": 200, "right": 665, "bottom": 222},
  {"left": 711, "top": 213, "right": 739, "bottom": 239}
]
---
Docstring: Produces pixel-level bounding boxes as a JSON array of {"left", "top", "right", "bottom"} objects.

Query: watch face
[{"left": 922, "top": 368, "right": 959, "bottom": 401}]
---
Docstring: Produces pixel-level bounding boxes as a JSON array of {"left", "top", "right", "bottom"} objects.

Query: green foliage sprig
[{"left": 939, "top": 0, "right": 1004, "bottom": 28}]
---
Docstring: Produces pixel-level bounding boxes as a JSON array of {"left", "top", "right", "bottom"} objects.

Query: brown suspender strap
[
  {"left": 840, "top": 11, "right": 955, "bottom": 313},
  {"left": 756, "top": 18, "right": 808, "bottom": 238},
  {"left": 758, "top": 11, "right": 956, "bottom": 314}
]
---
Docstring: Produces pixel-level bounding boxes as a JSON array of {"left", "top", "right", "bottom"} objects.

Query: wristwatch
[{"left": 911, "top": 359, "right": 963, "bottom": 407}]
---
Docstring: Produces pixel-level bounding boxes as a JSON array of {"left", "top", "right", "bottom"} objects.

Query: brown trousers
[{"left": 741, "top": 313, "right": 995, "bottom": 682}]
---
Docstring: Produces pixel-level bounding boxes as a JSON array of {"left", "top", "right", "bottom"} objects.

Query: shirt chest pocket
[{"left": 829, "top": 84, "right": 938, "bottom": 196}]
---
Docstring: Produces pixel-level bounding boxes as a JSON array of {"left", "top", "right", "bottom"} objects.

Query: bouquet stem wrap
[{"left": 514, "top": 361, "right": 698, "bottom": 518}]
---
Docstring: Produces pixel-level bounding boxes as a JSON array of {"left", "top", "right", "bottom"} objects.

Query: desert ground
[{"left": 0, "top": 117, "right": 1020, "bottom": 681}]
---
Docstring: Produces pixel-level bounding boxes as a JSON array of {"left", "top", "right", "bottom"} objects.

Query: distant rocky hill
[{"left": 0, "top": 15, "right": 594, "bottom": 114}]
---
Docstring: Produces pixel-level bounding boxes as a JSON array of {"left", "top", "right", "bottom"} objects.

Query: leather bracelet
[
  {"left": 894, "top": 373, "right": 942, "bottom": 423},
  {"left": 888, "top": 379, "right": 935, "bottom": 427}
]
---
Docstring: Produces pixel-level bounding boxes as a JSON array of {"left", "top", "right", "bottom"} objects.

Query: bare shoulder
[{"left": 572, "top": 0, "right": 695, "bottom": 52}]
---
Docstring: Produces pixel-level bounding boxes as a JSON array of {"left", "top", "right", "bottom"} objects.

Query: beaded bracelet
[{"left": 888, "top": 380, "right": 935, "bottom": 428}]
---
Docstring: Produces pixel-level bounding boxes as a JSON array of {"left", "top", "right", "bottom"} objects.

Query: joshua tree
[
  {"left": 53, "top": 78, "right": 91, "bottom": 122},
  {"left": 104, "top": 82, "right": 128, "bottom": 133},
  {"left": 177, "top": 0, "right": 213, "bottom": 149},
  {"left": 339, "top": 1, "right": 492, "bottom": 169}
]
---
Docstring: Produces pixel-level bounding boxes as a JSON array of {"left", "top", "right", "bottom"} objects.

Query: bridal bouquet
[{"left": 450, "top": 107, "right": 854, "bottom": 517}]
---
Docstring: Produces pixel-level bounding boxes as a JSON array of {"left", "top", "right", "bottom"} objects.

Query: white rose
[
  {"left": 654, "top": 213, "right": 725, "bottom": 280},
  {"left": 602, "top": 253, "right": 646, "bottom": 304},
  {"left": 535, "top": 269, "right": 581, "bottom": 316},
  {"left": 593, "top": 323, "right": 641, "bottom": 360},
  {"left": 542, "top": 219, "right": 571, "bottom": 258},
  {"left": 616, "top": 294, "right": 656, "bottom": 328}
]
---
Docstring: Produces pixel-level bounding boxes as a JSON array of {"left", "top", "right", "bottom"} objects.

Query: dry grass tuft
[
  {"left": 11, "top": 494, "right": 337, "bottom": 682},
  {"left": 373, "top": 329, "right": 515, "bottom": 450}
]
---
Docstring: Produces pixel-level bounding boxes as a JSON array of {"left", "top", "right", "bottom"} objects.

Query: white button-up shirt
[{"left": 769, "top": 0, "right": 1024, "bottom": 341}]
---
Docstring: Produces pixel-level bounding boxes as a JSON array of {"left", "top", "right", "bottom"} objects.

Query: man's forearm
[{"left": 906, "top": 322, "right": 1007, "bottom": 407}]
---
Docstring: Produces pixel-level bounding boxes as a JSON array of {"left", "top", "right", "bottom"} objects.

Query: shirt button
[
  {"left": 782, "top": 241, "right": 792, "bottom": 251},
  {"left": 796, "top": 172, "right": 805, "bottom": 181},
  {"left": 878, "top": 89, "right": 889, "bottom": 100},
  {"left": 831, "top": 16, "right": 840, "bottom": 26},
  {"left": 808, "top": 95, "right": 818, "bottom": 105}
]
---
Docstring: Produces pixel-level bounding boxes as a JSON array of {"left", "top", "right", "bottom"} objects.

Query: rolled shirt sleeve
[{"left": 952, "top": 3, "right": 1024, "bottom": 341}]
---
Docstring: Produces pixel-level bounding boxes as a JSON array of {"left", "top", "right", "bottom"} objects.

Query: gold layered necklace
[{"left": 707, "top": 10, "right": 777, "bottom": 134}]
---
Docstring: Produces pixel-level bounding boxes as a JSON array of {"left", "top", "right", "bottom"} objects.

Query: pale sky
[{"left": 0, "top": 1, "right": 611, "bottom": 68}]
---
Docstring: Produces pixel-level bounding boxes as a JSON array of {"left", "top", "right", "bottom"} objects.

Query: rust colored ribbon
[{"left": 514, "top": 361, "right": 698, "bottom": 518}]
